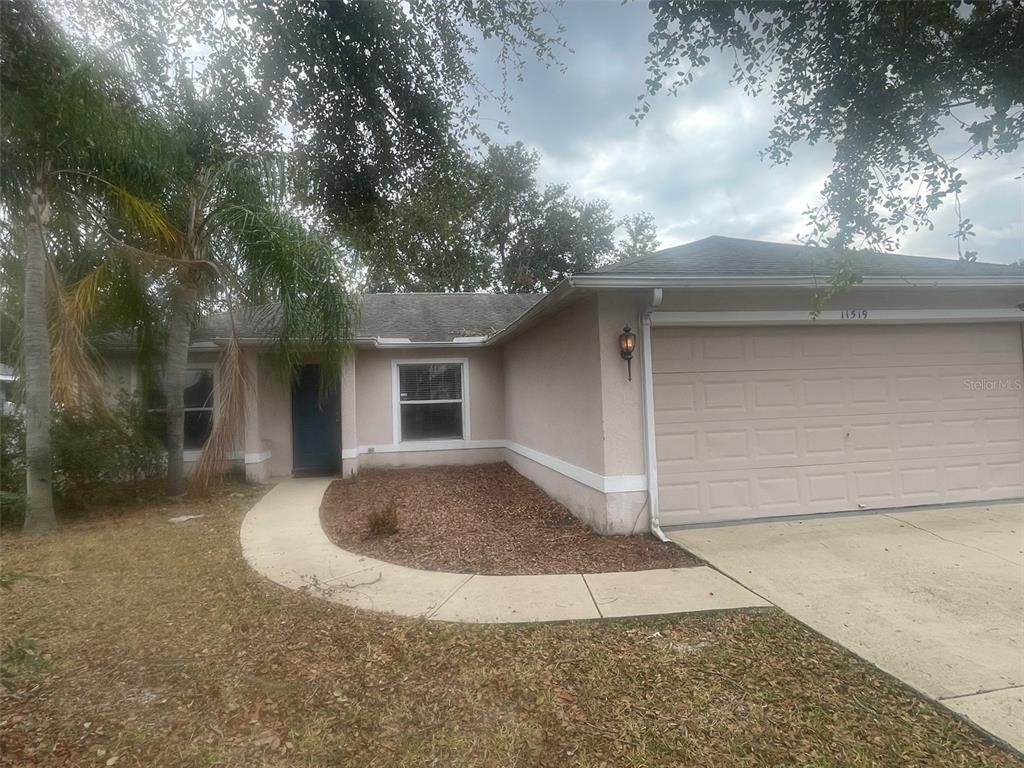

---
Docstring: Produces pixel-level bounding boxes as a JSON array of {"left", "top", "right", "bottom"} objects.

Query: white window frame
[{"left": 391, "top": 357, "right": 470, "bottom": 445}]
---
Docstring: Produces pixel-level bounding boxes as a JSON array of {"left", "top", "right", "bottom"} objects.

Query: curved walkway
[{"left": 241, "top": 478, "right": 769, "bottom": 623}]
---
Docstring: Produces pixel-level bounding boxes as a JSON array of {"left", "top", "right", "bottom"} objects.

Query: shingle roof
[
  {"left": 586, "top": 235, "right": 1022, "bottom": 278},
  {"left": 354, "top": 293, "right": 542, "bottom": 342},
  {"left": 192, "top": 293, "right": 543, "bottom": 344}
]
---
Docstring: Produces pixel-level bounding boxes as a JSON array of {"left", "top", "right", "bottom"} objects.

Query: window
[
  {"left": 147, "top": 368, "right": 215, "bottom": 449},
  {"left": 396, "top": 362, "right": 465, "bottom": 441}
]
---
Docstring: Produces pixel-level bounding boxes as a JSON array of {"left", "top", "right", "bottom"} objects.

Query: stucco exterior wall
[
  {"left": 102, "top": 355, "right": 135, "bottom": 400},
  {"left": 502, "top": 296, "right": 605, "bottom": 473},
  {"left": 501, "top": 295, "right": 648, "bottom": 534},
  {"left": 257, "top": 354, "right": 293, "bottom": 477},
  {"left": 596, "top": 292, "right": 647, "bottom": 477},
  {"left": 353, "top": 346, "right": 505, "bottom": 448}
]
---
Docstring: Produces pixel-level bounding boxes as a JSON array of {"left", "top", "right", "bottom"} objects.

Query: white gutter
[
  {"left": 572, "top": 274, "right": 1024, "bottom": 289},
  {"left": 639, "top": 288, "right": 668, "bottom": 542}
]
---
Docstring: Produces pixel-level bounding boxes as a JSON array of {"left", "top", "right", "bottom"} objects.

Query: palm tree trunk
[
  {"left": 164, "top": 277, "right": 198, "bottom": 496},
  {"left": 22, "top": 183, "right": 55, "bottom": 532}
]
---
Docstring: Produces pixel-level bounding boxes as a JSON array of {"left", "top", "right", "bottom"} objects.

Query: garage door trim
[{"left": 651, "top": 307, "right": 1024, "bottom": 326}]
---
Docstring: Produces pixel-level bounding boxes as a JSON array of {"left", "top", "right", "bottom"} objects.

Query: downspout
[{"left": 640, "top": 288, "right": 668, "bottom": 542}]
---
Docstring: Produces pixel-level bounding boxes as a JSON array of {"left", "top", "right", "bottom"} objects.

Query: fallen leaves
[
  {"left": 320, "top": 463, "right": 699, "bottom": 575},
  {"left": 0, "top": 483, "right": 1018, "bottom": 767}
]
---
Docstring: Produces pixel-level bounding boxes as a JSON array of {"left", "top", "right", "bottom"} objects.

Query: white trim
[
  {"left": 347, "top": 438, "right": 646, "bottom": 495},
  {"left": 651, "top": 308, "right": 1024, "bottom": 326},
  {"left": 391, "top": 357, "right": 471, "bottom": 445},
  {"left": 183, "top": 449, "right": 244, "bottom": 463},
  {"left": 505, "top": 441, "right": 646, "bottom": 494},
  {"left": 364, "top": 335, "right": 491, "bottom": 348},
  {"left": 571, "top": 274, "right": 1024, "bottom": 289},
  {"left": 244, "top": 451, "right": 271, "bottom": 465},
  {"left": 639, "top": 312, "right": 663, "bottom": 534},
  {"left": 361, "top": 439, "right": 503, "bottom": 455}
]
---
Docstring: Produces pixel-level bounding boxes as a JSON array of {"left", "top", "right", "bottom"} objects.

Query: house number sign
[{"left": 839, "top": 309, "right": 869, "bottom": 320}]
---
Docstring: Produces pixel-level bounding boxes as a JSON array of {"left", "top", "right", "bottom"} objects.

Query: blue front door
[{"left": 291, "top": 364, "right": 340, "bottom": 476}]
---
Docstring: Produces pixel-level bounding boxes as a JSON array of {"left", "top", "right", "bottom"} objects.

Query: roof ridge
[{"left": 584, "top": 235, "right": 1019, "bottom": 276}]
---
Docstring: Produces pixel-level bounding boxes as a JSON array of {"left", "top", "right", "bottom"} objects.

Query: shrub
[
  {"left": 0, "top": 410, "right": 25, "bottom": 492},
  {"left": 0, "top": 394, "right": 166, "bottom": 522},
  {"left": 367, "top": 501, "right": 399, "bottom": 537},
  {"left": 0, "top": 492, "right": 26, "bottom": 528},
  {"left": 1, "top": 411, "right": 26, "bottom": 526},
  {"left": 50, "top": 394, "right": 166, "bottom": 510}
]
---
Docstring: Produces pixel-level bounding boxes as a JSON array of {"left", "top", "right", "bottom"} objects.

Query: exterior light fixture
[{"left": 619, "top": 325, "right": 637, "bottom": 381}]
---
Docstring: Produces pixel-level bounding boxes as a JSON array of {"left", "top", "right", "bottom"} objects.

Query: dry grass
[
  {"left": 1, "top": 484, "right": 1019, "bottom": 767},
  {"left": 320, "top": 464, "right": 698, "bottom": 574}
]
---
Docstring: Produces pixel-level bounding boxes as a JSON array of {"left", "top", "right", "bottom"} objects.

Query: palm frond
[
  {"left": 102, "top": 180, "right": 180, "bottom": 245},
  {"left": 46, "top": 261, "right": 107, "bottom": 411},
  {"left": 189, "top": 333, "right": 250, "bottom": 495}
]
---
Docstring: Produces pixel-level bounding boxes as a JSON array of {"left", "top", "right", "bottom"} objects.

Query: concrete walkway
[
  {"left": 240, "top": 478, "right": 768, "bottom": 623},
  {"left": 670, "top": 502, "right": 1024, "bottom": 754}
]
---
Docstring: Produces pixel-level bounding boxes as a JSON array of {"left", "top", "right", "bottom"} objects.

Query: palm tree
[
  {"left": 126, "top": 91, "right": 354, "bottom": 495},
  {"left": 1, "top": 0, "right": 171, "bottom": 530}
]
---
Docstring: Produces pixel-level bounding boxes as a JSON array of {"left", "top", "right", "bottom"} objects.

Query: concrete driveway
[{"left": 669, "top": 502, "right": 1024, "bottom": 753}]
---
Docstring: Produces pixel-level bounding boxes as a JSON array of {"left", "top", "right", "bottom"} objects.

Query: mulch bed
[{"left": 319, "top": 462, "right": 699, "bottom": 575}]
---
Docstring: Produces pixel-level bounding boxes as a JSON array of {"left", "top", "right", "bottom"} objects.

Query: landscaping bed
[
  {"left": 319, "top": 463, "right": 698, "bottom": 575},
  {"left": 1, "top": 485, "right": 1018, "bottom": 767}
]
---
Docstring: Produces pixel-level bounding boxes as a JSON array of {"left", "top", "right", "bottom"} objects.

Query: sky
[{"left": 471, "top": 1, "right": 1023, "bottom": 264}]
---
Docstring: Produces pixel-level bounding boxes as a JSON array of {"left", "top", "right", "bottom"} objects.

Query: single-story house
[{"left": 105, "top": 236, "right": 1024, "bottom": 535}]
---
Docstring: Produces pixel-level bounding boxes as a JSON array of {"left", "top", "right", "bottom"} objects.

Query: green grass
[{"left": 0, "top": 484, "right": 1017, "bottom": 767}]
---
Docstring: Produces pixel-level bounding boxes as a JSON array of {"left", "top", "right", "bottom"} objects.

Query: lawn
[{"left": 1, "top": 484, "right": 1017, "bottom": 768}]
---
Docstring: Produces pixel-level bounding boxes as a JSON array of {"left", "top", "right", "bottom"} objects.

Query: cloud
[{"left": 471, "top": 1, "right": 1022, "bottom": 264}]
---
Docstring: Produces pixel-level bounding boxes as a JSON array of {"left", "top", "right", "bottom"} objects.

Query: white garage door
[{"left": 653, "top": 323, "right": 1024, "bottom": 526}]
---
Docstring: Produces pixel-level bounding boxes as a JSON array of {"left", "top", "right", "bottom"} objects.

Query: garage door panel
[
  {"left": 653, "top": 324, "right": 1022, "bottom": 374},
  {"left": 659, "top": 455, "right": 1024, "bottom": 527},
  {"left": 990, "top": 460, "right": 1024, "bottom": 495},
  {"left": 654, "top": 324, "right": 1024, "bottom": 525},
  {"left": 655, "top": 409, "right": 1020, "bottom": 475},
  {"left": 654, "top": 364, "right": 1021, "bottom": 424}
]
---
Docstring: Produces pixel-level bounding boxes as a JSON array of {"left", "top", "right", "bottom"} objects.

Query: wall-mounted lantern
[{"left": 619, "top": 325, "right": 637, "bottom": 381}]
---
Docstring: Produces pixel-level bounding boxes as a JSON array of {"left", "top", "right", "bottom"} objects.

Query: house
[
  {"left": 104, "top": 236, "right": 1024, "bottom": 535},
  {"left": 0, "top": 363, "right": 17, "bottom": 416}
]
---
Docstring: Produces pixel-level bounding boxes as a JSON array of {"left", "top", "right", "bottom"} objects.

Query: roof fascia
[{"left": 571, "top": 274, "right": 1024, "bottom": 288}]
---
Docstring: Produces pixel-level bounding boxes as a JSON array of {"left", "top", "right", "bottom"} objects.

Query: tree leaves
[
  {"left": 639, "top": 1, "right": 1024, "bottom": 257},
  {"left": 355, "top": 143, "right": 625, "bottom": 293}
]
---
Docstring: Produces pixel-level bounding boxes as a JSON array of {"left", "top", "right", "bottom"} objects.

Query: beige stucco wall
[
  {"left": 502, "top": 295, "right": 605, "bottom": 473},
  {"left": 596, "top": 291, "right": 647, "bottom": 477},
  {"left": 257, "top": 354, "right": 293, "bottom": 477},
  {"left": 500, "top": 294, "right": 650, "bottom": 534},
  {"left": 102, "top": 354, "right": 135, "bottom": 399},
  {"left": 353, "top": 346, "right": 505, "bottom": 448}
]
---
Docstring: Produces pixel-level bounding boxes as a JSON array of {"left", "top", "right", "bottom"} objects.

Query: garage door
[{"left": 653, "top": 323, "right": 1024, "bottom": 526}]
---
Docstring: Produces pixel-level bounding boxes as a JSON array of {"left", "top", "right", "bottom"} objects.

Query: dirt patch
[{"left": 319, "top": 463, "right": 698, "bottom": 575}]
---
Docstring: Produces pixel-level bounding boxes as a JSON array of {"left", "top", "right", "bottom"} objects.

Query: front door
[{"left": 291, "top": 364, "right": 340, "bottom": 476}]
